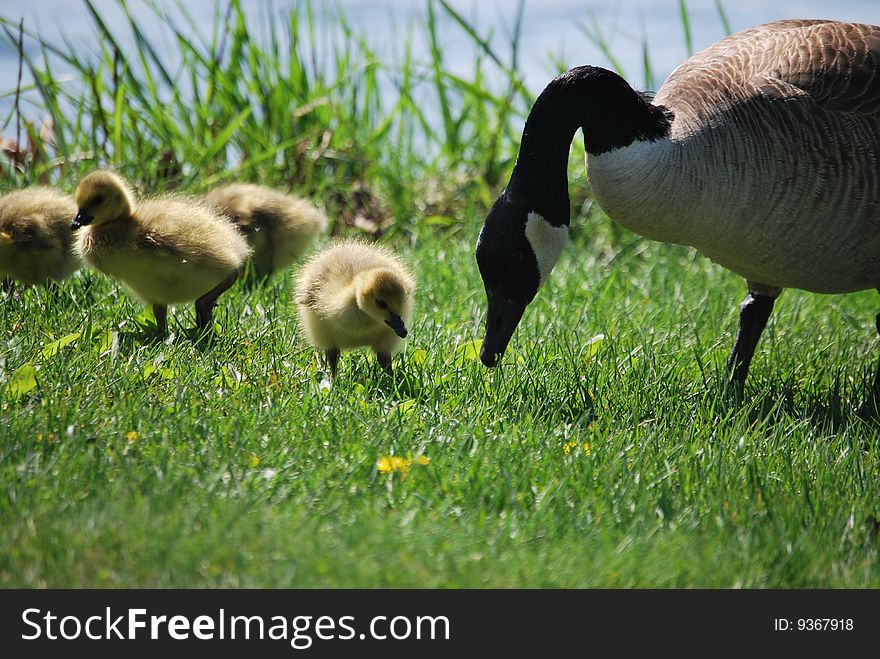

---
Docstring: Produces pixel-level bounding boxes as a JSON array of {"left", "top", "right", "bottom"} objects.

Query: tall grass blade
[
  {"left": 640, "top": 16, "right": 654, "bottom": 91},
  {"left": 577, "top": 15, "right": 626, "bottom": 78},
  {"left": 714, "top": 0, "right": 732, "bottom": 36},
  {"left": 181, "top": 106, "right": 252, "bottom": 186},
  {"left": 679, "top": 0, "right": 693, "bottom": 57}
]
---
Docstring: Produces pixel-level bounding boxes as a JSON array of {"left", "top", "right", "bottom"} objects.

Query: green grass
[{"left": 1, "top": 1, "right": 880, "bottom": 587}]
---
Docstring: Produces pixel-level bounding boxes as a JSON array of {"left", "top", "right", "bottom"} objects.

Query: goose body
[
  {"left": 73, "top": 171, "right": 250, "bottom": 334},
  {"left": 587, "top": 20, "right": 880, "bottom": 294},
  {"left": 476, "top": 19, "right": 880, "bottom": 400},
  {"left": 294, "top": 240, "right": 415, "bottom": 375},
  {"left": 0, "top": 187, "right": 79, "bottom": 286},
  {"left": 205, "top": 183, "right": 327, "bottom": 281}
]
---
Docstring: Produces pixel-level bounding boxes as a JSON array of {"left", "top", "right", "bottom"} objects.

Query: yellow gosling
[
  {"left": 0, "top": 187, "right": 79, "bottom": 287},
  {"left": 294, "top": 240, "right": 415, "bottom": 375},
  {"left": 72, "top": 170, "right": 250, "bottom": 335},
  {"left": 205, "top": 183, "right": 327, "bottom": 282}
]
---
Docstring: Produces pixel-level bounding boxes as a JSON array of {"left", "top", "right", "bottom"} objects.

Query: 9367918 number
[{"left": 774, "top": 618, "right": 854, "bottom": 631}]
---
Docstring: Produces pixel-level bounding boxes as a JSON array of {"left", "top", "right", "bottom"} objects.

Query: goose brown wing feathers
[
  {"left": 656, "top": 20, "right": 880, "bottom": 125},
  {"left": 758, "top": 21, "right": 880, "bottom": 118}
]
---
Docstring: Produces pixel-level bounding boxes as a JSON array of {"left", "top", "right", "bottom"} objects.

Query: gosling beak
[
  {"left": 480, "top": 288, "right": 527, "bottom": 367},
  {"left": 71, "top": 210, "right": 93, "bottom": 230},
  {"left": 385, "top": 314, "right": 408, "bottom": 338}
]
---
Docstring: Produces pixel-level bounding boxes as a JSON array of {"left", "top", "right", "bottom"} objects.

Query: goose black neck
[{"left": 508, "top": 65, "right": 672, "bottom": 224}]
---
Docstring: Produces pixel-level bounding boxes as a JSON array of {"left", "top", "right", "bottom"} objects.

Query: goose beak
[
  {"left": 480, "top": 288, "right": 527, "bottom": 367},
  {"left": 71, "top": 210, "right": 92, "bottom": 230},
  {"left": 386, "top": 314, "right": 408, "bottom": 338}
]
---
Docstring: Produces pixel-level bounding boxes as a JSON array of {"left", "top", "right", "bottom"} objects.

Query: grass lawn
[
  {"left": 3, "top": 219, "right": 880, "bottom": 587},
  {"left": 1, "top": 0, "right": 879, "bottom": 587}
]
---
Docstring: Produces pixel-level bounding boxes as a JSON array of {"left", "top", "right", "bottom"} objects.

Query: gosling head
[
  {"left": 72, "top": 170, "right": 134, "bottom": 230},
  {"left": 475, "top": 191, "right": 569, "bottom": 367},
  {"left": 355, "top": 268, "right": 412, "bottom": 338}
]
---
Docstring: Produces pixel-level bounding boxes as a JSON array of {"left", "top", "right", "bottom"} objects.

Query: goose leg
[
  {"left": 376, "top": 352, "right": 393, "bottom": 375},
  {"left": 856, "top": 313, "right": 880, "bottom": 418},
  {"left": 726, "top": 290, "right": 778, "bottom": 388},
  {"left": 153, "top": 304, "right": 168, "bottom": 336},
  {"left": 326, "top": 348, "right": 340, "bottom": 377},
  {"left": 194, "top": 272, "right": 237, "bottom": 331},
  {"left": 870, "top": 314, "right": 880, "bottom": 394}
]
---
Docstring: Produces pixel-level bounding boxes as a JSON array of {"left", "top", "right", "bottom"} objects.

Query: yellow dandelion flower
[
  {"left": 582, "top": 442, "right": 591, "bottom": 456},
  {"left": 126, "top": 431, "right": 139, "bottom": 442},
  {"left": 563, "top": 440, "right": 577, "bottom": 455},
  {"left": 378, "top": 456, "right": 405, "bottom": 474},
  {"left": 377, "top": 454, "right": 429, "bottom": 475}
]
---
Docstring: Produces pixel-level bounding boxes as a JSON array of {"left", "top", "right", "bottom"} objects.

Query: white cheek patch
[{"left": 525, "top": 211, "right": 568, "bottom": 287}]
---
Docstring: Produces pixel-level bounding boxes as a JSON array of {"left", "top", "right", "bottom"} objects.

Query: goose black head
[
  {"left": 475, "top": 66, "right": 671, "bottom": 368},
  {"left": 476, "top": 190, "right": 568, "bottom": 367}
]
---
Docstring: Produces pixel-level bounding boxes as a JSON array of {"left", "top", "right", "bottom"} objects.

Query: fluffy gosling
[
  {"left": 205, "top": 183, "right": 327, "bottom": 283},
  {"left": 0, "top": 187, "right": 79, "bottom": 287},
  {"left": 294, "top": 240, "right": 416, "bottom": 375},
  {"left": 72, "top": 170, "right": 250, "bottom": 335}
]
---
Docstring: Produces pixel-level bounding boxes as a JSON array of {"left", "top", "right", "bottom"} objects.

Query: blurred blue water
[{"left": 0, "top": 0, "right": 877, "bottom": 122}]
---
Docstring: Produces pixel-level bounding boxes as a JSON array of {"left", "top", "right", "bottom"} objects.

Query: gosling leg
[
  {"left": 725, "top": 290, "right": 777, "bottom": 389},
  {"left": 326, "top": 348, "right": 340, "bottom": 377},
  {"left": 252, "top": 250, "right": 274, "bottom": 287},
  {"left": 153, "top": 304, "right": 168, "bottom": 336},
  {"left": 194, "top": 272, "right": 238, "bottom": 331},
  {"left": 240, "top": 262, "right": 271, "bottom": 292},
  {"left": 44, "top": 279, "right": 62, "bottom": 301},
  {"left": 376, "top": 352, "right": 393, "bottom": 375}
]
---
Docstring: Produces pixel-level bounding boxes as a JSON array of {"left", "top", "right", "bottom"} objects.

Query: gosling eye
[
  {"left": 93, "top": 195, "right": 106, "bottom": 206},
  {"left": 376, "top": 300, "right": 388, "bottom": 310}
]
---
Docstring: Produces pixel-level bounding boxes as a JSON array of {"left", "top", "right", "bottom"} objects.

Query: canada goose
[
  {"left": 205, "top": 183, "right": 327, "bottom": 283},
  {"left": 72, "top": 170, "right": 250, "bottom": 335},
  {"left": 294, "top": 240, "right": 415, "bottom": 375},
  {"left": 476, "top": 19, "right": 880, "bottom": 402},
  {"left": 0, "top": 187, "right": 79, "bottom": 286}
]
